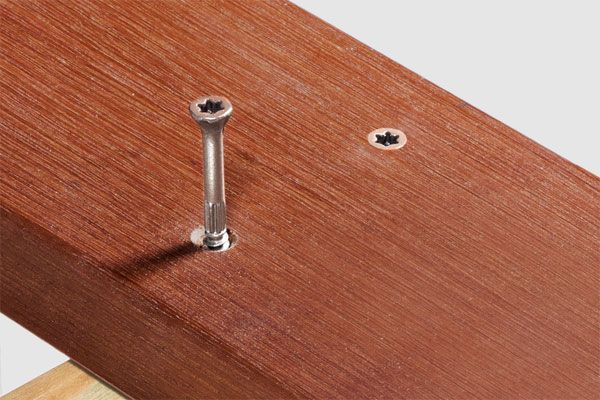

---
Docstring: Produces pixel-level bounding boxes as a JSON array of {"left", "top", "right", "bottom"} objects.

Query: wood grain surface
[
  {"left": 2, "top": 361, "right": 124, "bottom": 400},
  {"left": 1, "top": 1, "right": 599, "bottom": 399}
]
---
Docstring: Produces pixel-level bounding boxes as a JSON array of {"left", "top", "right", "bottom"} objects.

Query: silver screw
[
  {"left": 367, "top": 128, "right": 407, "bottom": 151},
  {"left": 189, "top": 95, "right": 233, "bottom": 250}
]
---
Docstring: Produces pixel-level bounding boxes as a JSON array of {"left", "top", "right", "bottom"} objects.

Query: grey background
[{"left": 1, "top": 0, "right": 598, "bottom": 394}]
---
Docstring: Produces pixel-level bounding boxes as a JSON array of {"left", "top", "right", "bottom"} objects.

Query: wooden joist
[
  {"left": 2, "top": 361, "right": 124, "bottom": 400},
  {"left": 1, "top": 1, "right": 598, "bottom": 398}
]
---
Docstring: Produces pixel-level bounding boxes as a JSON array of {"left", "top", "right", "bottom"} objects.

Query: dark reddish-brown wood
[{"left": 1, "top": 1, "right": 599, "bottom": 398}]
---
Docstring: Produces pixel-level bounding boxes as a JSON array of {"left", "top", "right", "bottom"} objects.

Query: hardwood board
[
  {"left": 1, "top": 0, "right": 599, "bottom": 398},
  {"left": 2, "top": 361, "right": 124, "bottom": 400}
]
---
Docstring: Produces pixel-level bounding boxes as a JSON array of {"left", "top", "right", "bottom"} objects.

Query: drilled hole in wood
[{"left": 190, "top": 227, "right": 237, "bottom": 252}]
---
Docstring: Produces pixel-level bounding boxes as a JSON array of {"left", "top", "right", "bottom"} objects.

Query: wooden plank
[
  {"left": 1, "top": 0, "right": 598, "bottom": 398},
  {"left": 2, "top": 361, "right": 124, "bottom": 400}
]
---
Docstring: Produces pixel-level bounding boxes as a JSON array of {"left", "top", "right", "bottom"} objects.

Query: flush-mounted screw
[
  {"left": 189, "top": 95, "right": 234, "bottom": 251},
  {"left": 368, "top": 128, "right": 407, "bottom": 150}
]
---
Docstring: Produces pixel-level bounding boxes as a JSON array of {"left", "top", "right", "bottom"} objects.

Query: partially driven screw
[{"left": 189, "top": 95, "right": 233, "bottom": 250}]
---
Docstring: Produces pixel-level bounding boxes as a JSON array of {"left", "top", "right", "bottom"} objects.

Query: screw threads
[{"left": 204, "top": 202, "right": 227, "bottom": 242}]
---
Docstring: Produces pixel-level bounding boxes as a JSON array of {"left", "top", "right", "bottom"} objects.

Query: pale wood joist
[{"left": 2, "top": 361, "right": 124, "bottom": 400}]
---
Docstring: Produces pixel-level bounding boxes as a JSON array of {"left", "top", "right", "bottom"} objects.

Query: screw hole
[{"left": 190, "top": 227, "right": 237, "bottom": 252}]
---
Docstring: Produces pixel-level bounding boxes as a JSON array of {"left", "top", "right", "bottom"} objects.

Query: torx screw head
[
  {"left": 367, "top": 128, "right": 407, "bottom": 151},
  {"left": 189, "top": 96, "right": 233, "bottom": 130}
]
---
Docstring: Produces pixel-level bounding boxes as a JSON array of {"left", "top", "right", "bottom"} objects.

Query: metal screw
[
  {"left": 189, "top": 95, "right": 233, "bottom": 250},
  {"left": 367, "top": 128, "right": 407, "bottom": 150}
]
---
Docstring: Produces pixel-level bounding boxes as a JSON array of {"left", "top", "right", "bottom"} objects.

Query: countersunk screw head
[
  {"left": 367, "top": 128, "right": 407, "bottom": 151},
  {"left": 189, "top": 95, "right": 233, "bottom": 131}
]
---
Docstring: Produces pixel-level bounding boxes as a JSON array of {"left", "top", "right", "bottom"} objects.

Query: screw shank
[{"left": 202, "top": 128, "right": 227, "bottom": 240}]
